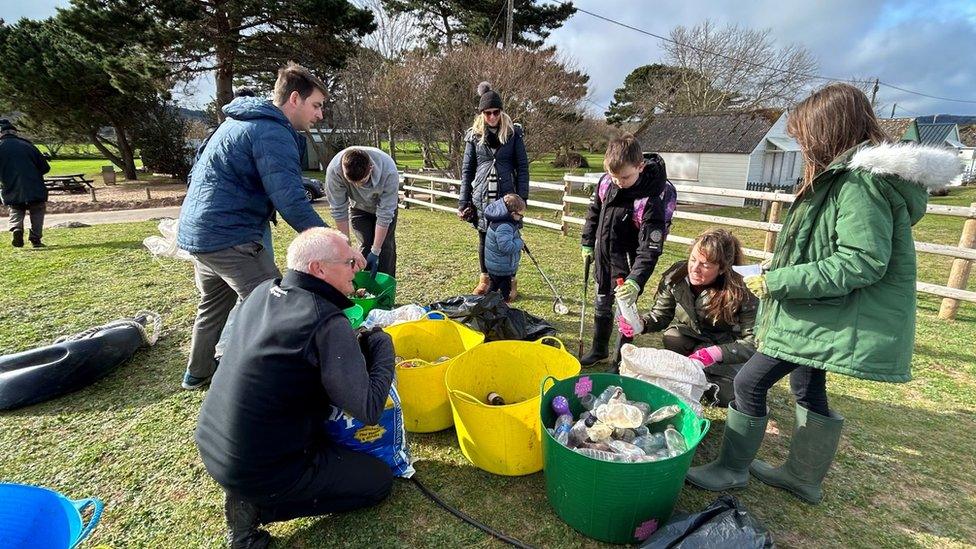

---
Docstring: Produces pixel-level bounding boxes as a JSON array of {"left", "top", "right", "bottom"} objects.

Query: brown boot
[
  {"left": 508, "top": 277, "right": 518, "bottom": 302},
  {"left": 472, "top": 273, "right": 490, "bottom": 295}
]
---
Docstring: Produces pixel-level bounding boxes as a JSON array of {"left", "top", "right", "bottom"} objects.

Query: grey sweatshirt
[{"left": 326, "top": 146, "right": 400, "bottom": 228}]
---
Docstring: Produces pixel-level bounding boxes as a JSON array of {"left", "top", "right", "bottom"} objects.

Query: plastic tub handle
[
  {"left": 450, "top": 389, "right": 489, "bottom": 407},
  {"left": 538, "top": 375, "right": 559, "bottom": 398},
  {"left": 535, "top": 336, "right": 565, "bottom": 351},
  {"left": 71, "top": 497, "right": 104, "bottom": 548},
  {"left": 698, "top": 418, "right": 711, "bottom": 443}
]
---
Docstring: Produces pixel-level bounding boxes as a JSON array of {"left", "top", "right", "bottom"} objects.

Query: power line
[
  {"left": 569, "top": 4, "right": 976, "bottom": 105},
  {"left": 484, "top": 0, "right": 507, "bottom": 43}
]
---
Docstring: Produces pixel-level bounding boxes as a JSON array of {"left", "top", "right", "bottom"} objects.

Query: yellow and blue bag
[{"left": 324, "top": 385, "right": 415, "bottom": 478}]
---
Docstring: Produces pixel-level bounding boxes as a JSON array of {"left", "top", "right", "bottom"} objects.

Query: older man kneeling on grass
[{"left": 195, "top": 228, "right": 395, "bottom": 549}]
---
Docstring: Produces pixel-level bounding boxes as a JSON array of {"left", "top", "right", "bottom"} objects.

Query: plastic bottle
[
  {"left": 608, "top": 439, "right": 646, "bottom": 458},
  {"left": 632, "top": 432, "right": 667, "bottom": 454},
  {"left": 585, "top": 415, "right": 613, "bottom": 442},
  {"left": 631, "top": 401, "right": 652, "bottom": 419},
  {"left": 579, "top": 393, "right": 596, "bottom": 410},
  {"left": 567, "top": 418, "right": 589, "bottom": 448},
  {"left": 553, "top": 414, "right": 573, "bottom": 446},
  {"left": 487, "top": 392, "right": 505, "bottom": 406},
  {"left": 575, "top": 447, "right": 626, "bottom": 462},
  {"left": 612, "top": 427, "right": 637, "bottom": 443},
  {"left": 633, "top": 425, "right": 650, "bottom": 438},
  {"left": 593, "top": 402, "right": 644, "bottom": 429},
  {"left": 615, "top": 278, "right": 644, "bottom": 333},
  {"left": 664, "top": 424, "right": 688, "bottom": 457},
  {"left": 551, "top": 395, "right": 571, "bottom": 416},
  {"left": 593, "top": 386, "right": 623, "bottom": 409},
  {"left": 645, "top": 404, "right": 681, "bottom": 425}
]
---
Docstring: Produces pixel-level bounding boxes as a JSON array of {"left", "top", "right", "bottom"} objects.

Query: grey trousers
[
  {"left": 187, "top": 241, "right": 280, "bottom": 378},
  {"left": 8, "top": 201, "right": 46, "bottom": 242}
]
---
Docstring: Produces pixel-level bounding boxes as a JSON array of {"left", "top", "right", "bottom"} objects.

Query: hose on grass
[{"left": 410, "top": 475, "right": 535, "bottom": 549}]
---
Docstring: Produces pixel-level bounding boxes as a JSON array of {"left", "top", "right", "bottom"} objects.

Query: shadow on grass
[{"left": 51, "top": 240, "right": 146, "bottom": 251}]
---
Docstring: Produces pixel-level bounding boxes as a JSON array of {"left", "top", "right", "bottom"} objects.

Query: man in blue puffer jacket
[
  {"left": 483, "top": 194, "right": 525, "bottom": 302},
  {"left": 177, "top": 62, "right": 346, "bottom": 390}
]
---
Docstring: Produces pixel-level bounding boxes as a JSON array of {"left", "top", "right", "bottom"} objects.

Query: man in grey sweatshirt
[{"left": 326, "top": 147, "right": 400, "bottom": 277}]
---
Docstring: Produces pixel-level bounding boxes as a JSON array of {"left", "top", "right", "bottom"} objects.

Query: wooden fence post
[
  {"left": 561, "top": 178, "right": 571, "bottom": 236},
  {"left": 938, "top": 202, "right": 976, "bottom": 320},
  {"left": 763, "top": 191, "right": 783, "bottom": 253},
  {"left": 90, "top": 187, "right": 97, "bottom": 202},
  {"left": 429, "top": 178, "right": 435, "bottom": 210},
  {"left": 403, "top": 175, "right": 411, "bottom": 210}
]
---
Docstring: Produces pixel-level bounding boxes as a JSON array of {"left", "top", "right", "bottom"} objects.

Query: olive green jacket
[
  {"left": 641, "top": 261, "right": 759, "bottom": 364},
  {"left": 757, "top": 143, "right": 962, "bottom": 382}
]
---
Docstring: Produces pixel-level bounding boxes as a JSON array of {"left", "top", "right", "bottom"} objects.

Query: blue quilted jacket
[{"left": 178, "top": 98, "right": 324, "bottom": 253}]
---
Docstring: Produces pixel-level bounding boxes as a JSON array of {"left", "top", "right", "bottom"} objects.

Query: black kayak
[{"left": 0, "top": 314, "right": 158, "bottom": 411}]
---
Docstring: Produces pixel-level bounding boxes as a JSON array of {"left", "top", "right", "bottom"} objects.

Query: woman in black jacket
[{"left": 458, "top": 82, "right": 529, "bottom": 297}]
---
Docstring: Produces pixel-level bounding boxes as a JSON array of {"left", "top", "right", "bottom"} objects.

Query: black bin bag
[
  {"left": 641, "top": 495, "right": 774, "bottom": 549},
  {"left": 427, "top": 293, "right": 555, "bottom": 342}
]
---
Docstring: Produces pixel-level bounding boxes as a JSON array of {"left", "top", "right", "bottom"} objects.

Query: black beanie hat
[{"left": 477, "top": 81, "right": 503, "bottom": 112}]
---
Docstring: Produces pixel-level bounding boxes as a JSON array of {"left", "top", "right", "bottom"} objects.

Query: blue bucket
[{"left": 0, "top": 483, "right": 103, "bottom": 549}]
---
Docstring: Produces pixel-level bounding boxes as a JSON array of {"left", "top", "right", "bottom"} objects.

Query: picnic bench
[{"left": 44, "top": 173, "right": 95, "bottom": 194}]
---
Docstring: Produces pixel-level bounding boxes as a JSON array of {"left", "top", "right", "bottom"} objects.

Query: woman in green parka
[
  {"left": 686, "top": 83, "right": 962, "bottom": 504},
  {"left": 618, "top": 228, "right": 758, "bottom": 406}
]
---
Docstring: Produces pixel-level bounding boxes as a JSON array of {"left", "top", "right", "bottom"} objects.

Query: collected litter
[
  {"left": 546, "top": 385, "right": 688, "bottom": 463},
  {"left": 619, "top": 345, "right": 713, "bottom": 417},
  {"left": 486, "top": 392, "right": 506, "bottom": 406},
  {"left": 362, "top": 304, "right": 427, "bottom": 330}
]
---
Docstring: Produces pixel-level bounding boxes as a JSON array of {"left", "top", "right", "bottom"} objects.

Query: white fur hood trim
[{"left": 848, "top": 143, "right": 963, "bottom": 189}]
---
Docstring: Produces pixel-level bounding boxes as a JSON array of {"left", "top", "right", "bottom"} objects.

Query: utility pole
[
  {"left": 505, "top": 0, "right": 513, "bottom": 49},
  {"left": 870, "top": 78, "right": 879, "bottom": 107},
  {"left": 890, "top": 103, "right": 897, "bottom": 118}
]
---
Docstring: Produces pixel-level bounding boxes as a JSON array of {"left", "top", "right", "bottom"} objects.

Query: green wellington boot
[
  {"left": 750, "top": 404, "right": 844, "bottom": 504},
  {"left": 686, "top": 403, "right": 768, "bottom": 491}
]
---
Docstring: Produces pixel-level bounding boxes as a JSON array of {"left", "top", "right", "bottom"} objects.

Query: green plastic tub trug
[
  {"left": 351, "top": 271, "right": 396, "bottom": 315},
  {"left": 540, "top": 373, "right": 710, "bottom": 544}
]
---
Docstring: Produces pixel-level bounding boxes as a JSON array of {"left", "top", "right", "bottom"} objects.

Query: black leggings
[{"left": 733, "top": 352, "right": 828, "bottom": 417}]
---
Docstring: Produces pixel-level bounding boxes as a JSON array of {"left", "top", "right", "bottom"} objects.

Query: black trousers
[
  {"left": 245, "top": 445, "right": 393, "bottom": 524},
  {"left": 733, "top": 352, "right": 829, "bottom": 417},
  {"left": 350, "top": 208, "right": 397, "bottom": 278},
  {"left": 488, "top": 274, "right": 513, "bottom": 300}
]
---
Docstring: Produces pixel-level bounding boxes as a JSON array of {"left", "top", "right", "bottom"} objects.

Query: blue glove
[{"left": 365, "top": 251, "right": 380, "bottom": 279}]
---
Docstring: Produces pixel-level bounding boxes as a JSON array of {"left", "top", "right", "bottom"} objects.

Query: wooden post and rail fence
[{"left": 399, "top": 172, "right": 976, "bottom": 321}]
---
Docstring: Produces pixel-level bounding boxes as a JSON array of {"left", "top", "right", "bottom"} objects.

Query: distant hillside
[
  {"left": 177, "top": 107, "right": 211, "bottom": 123},
  {"left": 915, "top": 115, "right": 976, "bottom": 125}
]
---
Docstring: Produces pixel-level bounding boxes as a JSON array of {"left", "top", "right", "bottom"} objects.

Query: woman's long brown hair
[
  {"left": 787, "top": 83, "right": 889, "bottom": 196},
  {"left": 692, "top": 228, "right": 749, "bottom": 326}
]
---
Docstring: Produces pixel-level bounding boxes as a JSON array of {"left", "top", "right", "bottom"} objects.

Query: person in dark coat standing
[
  {"left": 0, "top": 119, "right": 51, "bottom": 248},
  {"left": 579, "top": 134, "right": 677, "bottom": 369},
  {"left": 458, "top": 82, "right": 529, "bottom": 299},
  {"left": 196, "top": 228, "right": 395, "bottom": 549}
]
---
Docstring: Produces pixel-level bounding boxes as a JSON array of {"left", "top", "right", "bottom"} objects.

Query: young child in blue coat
[{"left": 483, "top": 193, "right": 526, "bottom": 302}]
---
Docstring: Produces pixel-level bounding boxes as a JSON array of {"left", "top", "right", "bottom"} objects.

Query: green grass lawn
[
  {"left": 47, "top": 158, "right": 145, "bottom": 180},
  {"left": 1, "top": 205, "right": 974, "bottom": 548}
]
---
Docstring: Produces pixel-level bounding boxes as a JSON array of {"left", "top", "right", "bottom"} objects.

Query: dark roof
[
  {"left": 634, "top": 112, "right": 777, "bottom": 154},
  {"left": 877, "top": 117, "right": 914, "bottom": 140},
  {"left": 917, "top": 123, "right": 957, "bottom": 146}
]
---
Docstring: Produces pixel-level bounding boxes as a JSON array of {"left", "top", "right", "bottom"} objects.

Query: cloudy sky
[{"left": 5, "top": 0, "right": 976, "bottom": 117}]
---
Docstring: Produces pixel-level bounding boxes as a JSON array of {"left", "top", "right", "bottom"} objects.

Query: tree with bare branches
[{"left": 663, "top": 20, "right": 818, "bottom": 112}]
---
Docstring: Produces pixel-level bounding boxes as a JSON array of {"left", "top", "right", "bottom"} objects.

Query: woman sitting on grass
[{"left": 618, "top": 228, "right": 757, "bottom": 406}]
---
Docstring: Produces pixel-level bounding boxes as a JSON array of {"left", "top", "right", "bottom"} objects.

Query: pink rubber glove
[
  {"left": 688, "top": 346, "right": 722, "bottom": 367},
  {"left": 617, "top": 316, "right": 634, "bottom": 338}
]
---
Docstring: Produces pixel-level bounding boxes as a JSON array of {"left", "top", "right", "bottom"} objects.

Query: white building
[{"left": 635, "top": 111, "right": 804, "bottom": 207}]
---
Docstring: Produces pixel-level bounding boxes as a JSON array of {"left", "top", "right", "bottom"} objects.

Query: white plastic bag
[
  {"left": 143, "top": 218, "right": 192, "bottom": 261},
  {"left": 361, "top": 304, "right": 427, "bottom": 330},
  {"left": 619, "top": 344, "right": 713, "bottom": 417}
]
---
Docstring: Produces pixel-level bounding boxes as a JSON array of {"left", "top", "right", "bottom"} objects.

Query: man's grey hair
[{"left": 287, "top": 227, "right": 347, "bottom": 273}]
